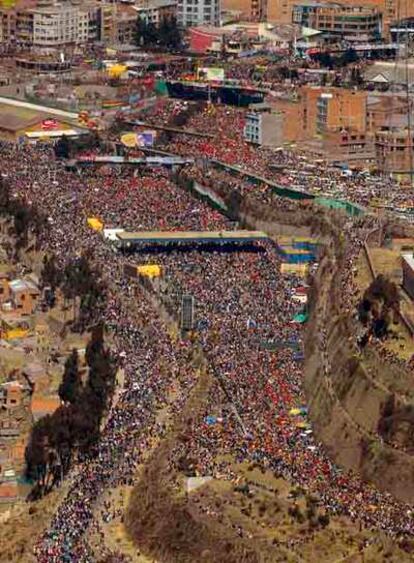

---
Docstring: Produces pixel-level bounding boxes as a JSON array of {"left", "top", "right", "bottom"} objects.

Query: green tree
[
  {"left": 41, "top": 254, "right": 62, "bottom": 291},
  {"left": 59, "top": 349, "right": 81, "bottom": 404},
  {"left": 340, "top": 47, "right": 358, "bottom": 67},
  {"left": 158, "top": 16, "right": 182, "bottom": 49}
]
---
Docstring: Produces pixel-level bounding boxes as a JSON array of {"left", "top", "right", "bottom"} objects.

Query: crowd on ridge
[{"left": 0, "top": 123, "right": 413, "bottom": 562}]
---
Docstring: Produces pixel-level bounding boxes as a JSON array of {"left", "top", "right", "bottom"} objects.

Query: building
[
  {"left": 292, "top": 1, "right": 382, "bottom": 41},
  {"left": 115, "top": 4, "right": 137, "bottom": 44},
  {"left": 268, "top": 86, "right": 369, "bottom": 162},
  {"left": 367, "top": 95, "right": 409, "bottom": 134},
  {"left": 189, "top": 25, "right": 227, "bottom": 51},
  {"left": 0, "top": 382, "right": 26, "bottom": 412},
  {"left": 15, "top": 4, "right": 89, "bottom": 46},
  {"left": 268, "top": 0, "right": 414, "bottom": 35},
  {"left": 0, "top": 104, "right": 86, "bottom": 142},
  {"left": 221, "top": 0, "right": 267, "bottom": 21},
  {"left": 0, "top": 9, "right": 16, "bottom": 43},
  {"left": 244, "top": 104, "right": 284, "bottom": 147},
  {"left": 135, "top": 0, "right": 177, "bottom": 25},
  {"left": 189, "top": 21, "right": 313, "bottom": 53},
  {"left": 267, "top": 0, "right": 291, "bottom": 23},
  {"left": 375, "top": 126, "right": 414, "bottom": 180},
  {"left": 8, "top": 279, "right": 40, "bottom": 316},
  {"left": 177, "top": 0, "right": 220, "bottom": 27},
  {"left": 269, "top": 86, "right": 367, "bottom": 142},
  {"left": 364, "top": 60, "right": 414, "bottom": 88},
  {"left": 302, "top": 128, "right": 375, "bottom": 164},
  {"left": 315, "top": 88, "right": 367, "bottom": 134},
  {"left": 402, "top": 254, "right": 414, "bottom": 300}
]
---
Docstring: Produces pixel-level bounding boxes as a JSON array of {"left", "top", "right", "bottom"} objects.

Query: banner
[
  {"left": 120, "top": 130, "right": 156, "bottom": 148},
  {"left": 136, "top": 130, "right": 156, "bottom": 147},
  {"left": 198, "top": 67, "right": 225, "bottom": 82},
  {"left": 41, "top": 119, "right": 59, "bottom": 131}
]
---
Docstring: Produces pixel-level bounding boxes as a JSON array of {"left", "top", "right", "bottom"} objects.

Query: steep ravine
[{"left": 304, "top": 250, "right": 414, "bottom": 503}]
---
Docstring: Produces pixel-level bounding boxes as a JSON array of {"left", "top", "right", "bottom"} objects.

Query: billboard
[
  {"left": 137, "top": 130, "right": 156, "bottom": 147},
  {"left": 121, "top": 130, "right": 156, "bottom": 148},
  {"left": 198, "top": 67, "right": 225, "bottom": 81}
]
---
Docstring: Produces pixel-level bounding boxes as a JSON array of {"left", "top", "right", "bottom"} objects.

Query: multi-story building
[
  {"left": 0, "top": 9, "right": 17, "bottom": 43},
  {"left": 115, "top": 4, "right": 138, "bottom": 44},
  {"left": 221, "top": 0, "right": 267, "bottom": 21},
  {"left": 244, "top": 105, "right": 284, "bottom": 146},
  {"left": 315, "top": 88, "right": 367, "bottom": 134},
  {"left": 135, "top": 0, "right": 177, "bottom": 25},
  {"left": 292, "top": 1, "right": 382, "bottom": 41},
  {"left": 269, "top": 86, "right": 367, "bottom": 148},
  {"left": 268, "top": 0, "right": 414, "bottom": 35},
  {"left": 375, "top": 126, "right": 414, "bottom": 180},
  {"left": 15, "top": 4, "right": 89, "bottom": 46},
  {"left": 177, "top": 0, "right": 220, "bottom": 27},
  {"left": 267, "top": 0, "right": 293, "bottom": 23},
  {"left": 367, "top": 95, "right": 409, "bottom": 134},
  {"left": 98, "top": 3, "right": 115, "bottom": 43}
]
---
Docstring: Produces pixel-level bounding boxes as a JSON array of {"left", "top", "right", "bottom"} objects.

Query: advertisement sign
[
  {"left": 136, "top": 130, "right": 156, "bottom": 147},
  {"left": 41, "top": 119, "right": 59, "bottom": 130},
  {"left": 198, "top": 67, "right": 225, "bottom": 81}
]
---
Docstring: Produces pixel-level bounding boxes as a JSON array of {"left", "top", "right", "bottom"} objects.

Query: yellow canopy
[
  {"left": 295, "top": 421, "right": 309, "bottom": 429},
  {"left": 121, "top": 132, "right": 138, "bottom": 148},
  {"left": 4, "top": 328, "right": 29, "bottom": 340},
  {"left": 108, "top": 64, "right": 127, "bottom": 79},
  {"left": 87, "top": 217, "right": 104, "bottom": 232},
  {"left": 137, "top": 265, "right": 162, "bottom": 278},
  {"left": 289, "top": 408, "right": 301, "bottom": 416}
]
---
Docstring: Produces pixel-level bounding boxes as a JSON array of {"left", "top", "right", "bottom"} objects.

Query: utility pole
[{"left": 404, "top": 17, "right": 414, "bottom": 188}]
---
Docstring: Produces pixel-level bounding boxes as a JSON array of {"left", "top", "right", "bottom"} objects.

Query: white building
[
  {"left": 134, "top": 0, "right": 177, "bottom": 26},
  {"left": 16, "top": 5, "right": 89, "bottom": 46},
  {"left": 177, "top": 0, "right": 220, "bottom": 28},
  {"left": 244, "top": 105, "right": 284, "bottom": 148}
]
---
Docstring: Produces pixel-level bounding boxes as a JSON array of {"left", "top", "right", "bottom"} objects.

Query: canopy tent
[{"left": 293, "top": 311, "right": 309, "bottom": 323}]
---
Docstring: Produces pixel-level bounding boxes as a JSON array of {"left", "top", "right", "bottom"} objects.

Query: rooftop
[
  {"left": 9, "top": 279, "right": 39, "bottom": 293},
  {"left": 134, "top": 0, "right": 176, "bottom": 10},
  {"left": 0, "top": 105, "right": 52, "bottom": 133},
  {"left": 403, "top": 254, "right": 414, "bottom": 270}
]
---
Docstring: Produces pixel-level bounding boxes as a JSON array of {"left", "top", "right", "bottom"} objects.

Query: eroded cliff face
[{"left": 304, "top": 252, "right": 414, "bottom": 503}]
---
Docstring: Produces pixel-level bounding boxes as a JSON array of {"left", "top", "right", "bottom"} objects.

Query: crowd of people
[
  {"left": 1, "top": 99, "right": 414, "bottom": 562},
  {"left": 137, "top": 101, "right": 414, "bottom": 214}
]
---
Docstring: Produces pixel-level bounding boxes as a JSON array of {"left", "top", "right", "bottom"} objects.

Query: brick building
[
  {"left": 267, "top": 0, "right": 414, "bottom": 36},
  {"left": 0, "top": 382, "right": 26, "bottom": 411},
  {"left": 315, "top": 88, "right": 367, "bottom": 134},
  {"left": 7, "top": 279, "right": 40, "bottom": 316},
  {"left": 271, "top": 86, "right": 367, "bottom": 141},
  {"left": 375, "top": 126, "right": 414, "bottom": 180},
  {"left": 367, "top": 95, "right": 409, "bottom": 134},
  {"left": 292, "top": 2, "right": 382, "bottom": 41}
]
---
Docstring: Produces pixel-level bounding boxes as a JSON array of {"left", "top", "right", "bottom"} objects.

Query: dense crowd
[
  {"left": 1, "top": 125, "right": 414, "bottom": 563},
  {"left": 137, "top": 102, "right": 414, "bottom": 213}
]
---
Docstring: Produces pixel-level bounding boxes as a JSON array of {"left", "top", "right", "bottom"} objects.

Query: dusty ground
[{"left": 0, "top": 489, "right": 63, "bottom": 563}]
